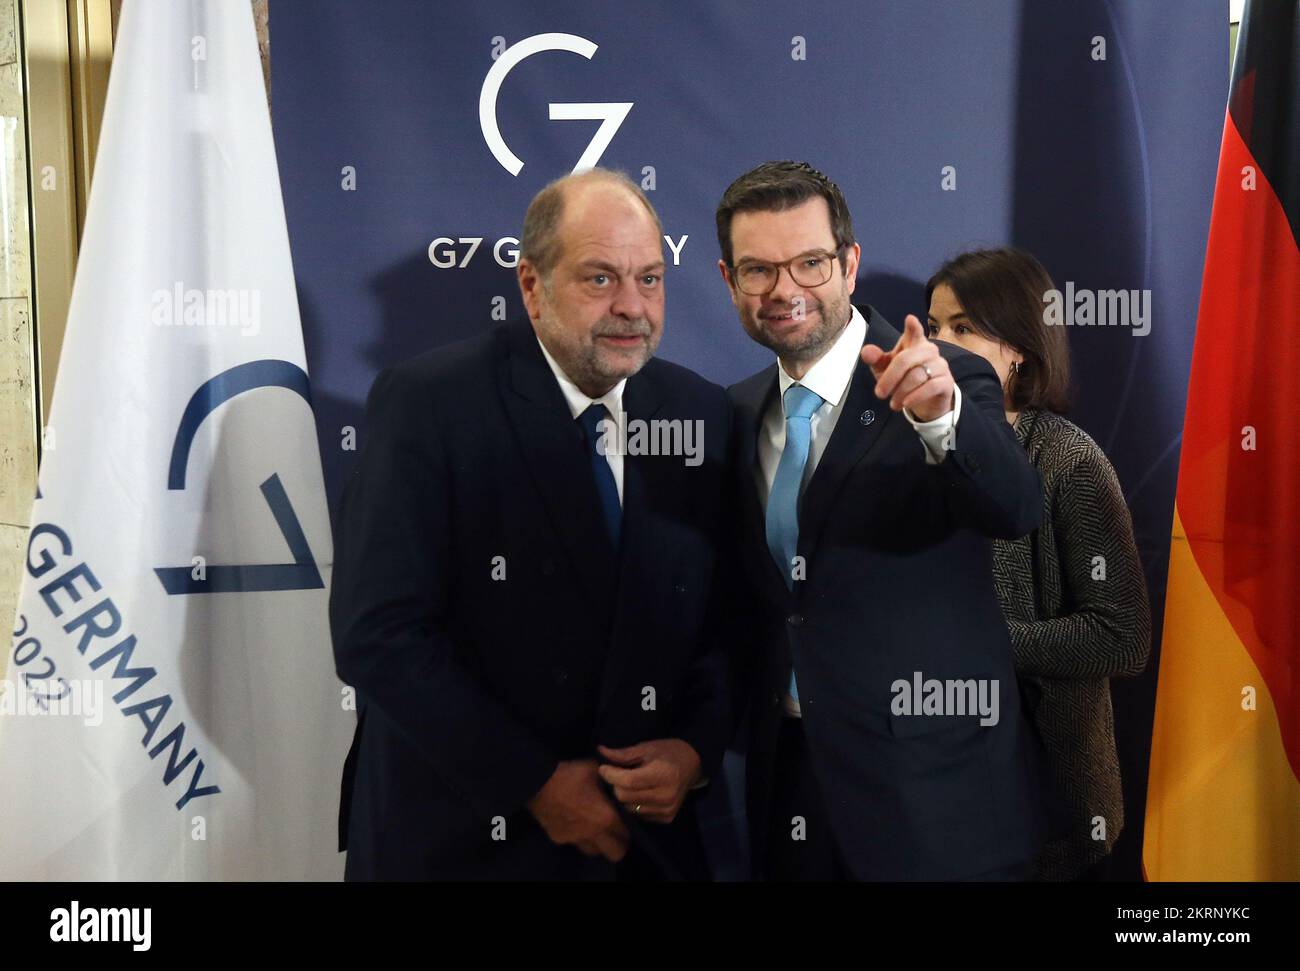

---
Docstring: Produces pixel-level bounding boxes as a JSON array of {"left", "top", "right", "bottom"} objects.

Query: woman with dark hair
[{"left": 925, "top": 247, "right": 1151, "bottom": 881}]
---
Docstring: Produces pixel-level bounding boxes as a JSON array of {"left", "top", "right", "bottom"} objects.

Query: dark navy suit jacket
[
  {"left": 331, "top": 320, "right": 733, "bottom": 880},
  {"left": 727, "top": 306, "right": 1053, "bottom": 880}
]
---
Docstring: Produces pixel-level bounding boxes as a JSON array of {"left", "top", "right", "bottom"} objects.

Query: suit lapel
[
  {"left": 731, "top": 367, "right": 791, "bottom": 605},
  {"left": 796, "top": 307, "right": 901, "bottom": 564},
  {"left": 498, "top": 323, "right": 618, "bottom": 598}
]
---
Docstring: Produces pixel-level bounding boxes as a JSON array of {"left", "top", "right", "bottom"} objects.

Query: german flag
[{"left": 1144, "top": 1, "right": 1300, "bottom": 880}]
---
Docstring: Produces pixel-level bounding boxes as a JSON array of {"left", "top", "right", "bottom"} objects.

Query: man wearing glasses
[{"left": 715, "top": 161, "right": 1052, "bottom": 880}]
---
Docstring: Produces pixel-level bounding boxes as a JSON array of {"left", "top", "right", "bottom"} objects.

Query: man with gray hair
[{"left": 331, "top": 168, "right": 734, "bottom": 880}]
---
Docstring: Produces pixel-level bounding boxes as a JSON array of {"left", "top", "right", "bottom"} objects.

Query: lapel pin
[{"left": 859, "top": 410, "right": 875, "bottom": 426}]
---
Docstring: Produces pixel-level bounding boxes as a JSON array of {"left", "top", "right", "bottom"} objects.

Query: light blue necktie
[{"left": 765, "top": 384, "right": 824, "bottom": 702}]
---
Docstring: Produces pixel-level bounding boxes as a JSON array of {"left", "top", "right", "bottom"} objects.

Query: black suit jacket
[
  {"left": 727, "top": 306, "right": 1052, "bottom": 880},
  {"left": 331, "top": 320, "right": 733, "bottom": 880}
]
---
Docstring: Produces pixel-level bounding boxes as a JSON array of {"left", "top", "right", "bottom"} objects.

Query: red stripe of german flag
[{"left": 1144, "top": 0, "right": 1300, "bottom": 881}]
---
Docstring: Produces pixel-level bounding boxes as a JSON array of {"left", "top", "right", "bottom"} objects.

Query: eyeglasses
[{"left": 728, "top": 248, "right": 843, "bottom": 296}]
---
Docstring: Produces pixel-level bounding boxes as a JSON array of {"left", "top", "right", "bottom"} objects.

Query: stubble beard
[
  {"left": 538, "top": 300, "right": 658, "bottom": 395},
  {"left": 746, "top": 285, "right": 852, "bottom": 366}
]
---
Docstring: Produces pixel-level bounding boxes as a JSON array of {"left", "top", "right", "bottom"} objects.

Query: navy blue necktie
[{"left": 578, "top": 403, "right": 622, "bottom": 546}]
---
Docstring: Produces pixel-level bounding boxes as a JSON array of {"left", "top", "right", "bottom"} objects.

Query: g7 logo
[
  {"left": 155, "top": 360, "right": 323, "bottom": 595},
  {"left": 479, "top": 33, "right": 633, "bottom": 176}
]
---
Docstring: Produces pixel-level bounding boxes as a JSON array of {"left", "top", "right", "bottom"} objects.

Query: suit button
[
  {"left": 787, "top": 613, "right": 805, "bottom": 627},
  {"left": 541, "top": 558, "right": 556, "bottom": 576},
  {"left": 770, "top": 692, "right": 781, "bottom": 708},
  {"left": 674, "top": 582, "right": 688, "bottom": 594},
  {"left": 967, "top": 454, "right": 982, "bottom": 473},
  {"left": 552, "top": 667, "right": 568, "bottom": 684}
]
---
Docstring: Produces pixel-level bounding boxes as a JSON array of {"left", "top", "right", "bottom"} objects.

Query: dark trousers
[
  {"left": 764, "top": 716, "right": 1036, "bottom": 882},
  {"left": 765, "top": 716, "right": 853, "bottom": 881}
]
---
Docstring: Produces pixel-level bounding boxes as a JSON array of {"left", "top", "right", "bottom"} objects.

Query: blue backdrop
[{"left": 271, "top": 0, "right": 1226, "bottom": 879}]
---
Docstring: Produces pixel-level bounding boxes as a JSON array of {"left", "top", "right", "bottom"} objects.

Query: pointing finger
[{"left": 902, "top": 314, "right": 928, "bottom": 345}]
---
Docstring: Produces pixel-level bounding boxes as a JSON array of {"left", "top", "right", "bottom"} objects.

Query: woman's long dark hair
[{"left": 925, "top": 247, "right": 1071, "bottom": 413}]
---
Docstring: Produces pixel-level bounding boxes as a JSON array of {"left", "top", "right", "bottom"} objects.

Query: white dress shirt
[
  {"left": 756, "top": 306, "right": 962, "bottom": 715},
  {"left": 536, "top": 335, "right": 626, "bottom": 506}
]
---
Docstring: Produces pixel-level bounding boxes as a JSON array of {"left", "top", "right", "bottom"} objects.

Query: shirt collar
[
  {"left": 535, "top": 332, "right": 626, "bottom": 419},
  {"left": 776, "top": 305, "right": 868, "bottom": 411}
]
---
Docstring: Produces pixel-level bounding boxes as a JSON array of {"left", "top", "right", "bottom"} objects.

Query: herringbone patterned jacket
[{"left": 993, "top": 408, "right": 1151, "bottom": 880}]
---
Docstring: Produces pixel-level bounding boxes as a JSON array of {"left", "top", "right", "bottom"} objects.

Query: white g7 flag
[{"left": 0, "top": 0, "right": 348, "bottom": 879}]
